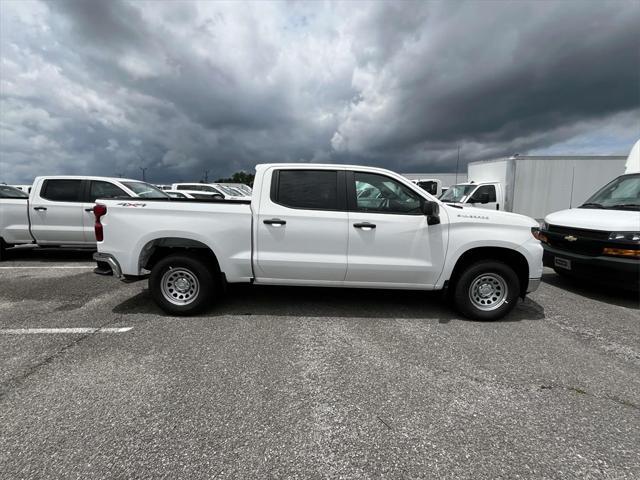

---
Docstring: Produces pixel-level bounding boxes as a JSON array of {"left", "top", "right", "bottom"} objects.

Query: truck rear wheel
[
  {"left": 149, "top": 253, "right": 217, "bottom": 316},
  {"left": 453, "top": 260, "right": 520, "bottom": 321}
]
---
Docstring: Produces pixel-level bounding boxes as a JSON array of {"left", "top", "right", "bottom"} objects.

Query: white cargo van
[{"left": 538, "top": 140, "right": 640, "bottom": 290}]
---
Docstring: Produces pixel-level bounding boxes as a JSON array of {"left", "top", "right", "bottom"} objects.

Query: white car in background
[
  {"left": 171, "top": 183, "right": 226, "bottom": 197},
  {"left": 165, "top": 190, "right": 223, "bottom": 200}
]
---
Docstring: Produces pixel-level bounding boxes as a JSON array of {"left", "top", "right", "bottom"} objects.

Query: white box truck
[{"left": 440, "top": 156, "right": 627, "bottom": 219}]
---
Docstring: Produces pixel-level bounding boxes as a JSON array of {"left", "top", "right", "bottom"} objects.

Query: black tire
[
  {"left": 149, "top": 253, "right": 217, "bottom": 315},
  {"left": 453, "top": 260, "right": 521, "bottom": 321},
  {"left": 0, "top": 238, "right": 7, "bottom": 262}
]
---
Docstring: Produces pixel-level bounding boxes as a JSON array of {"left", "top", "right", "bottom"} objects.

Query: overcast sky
[{"left": 1, "top": 0, "right": 639, "bottom": 184}]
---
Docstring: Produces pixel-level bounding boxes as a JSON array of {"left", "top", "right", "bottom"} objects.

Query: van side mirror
[{"left": 422, "top": 200, "right": 440, "bottom": 225}]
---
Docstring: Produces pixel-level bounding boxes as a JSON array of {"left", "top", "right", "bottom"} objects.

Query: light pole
[{"left": 139, "top": 167, "right": 148, "bottom": 182}]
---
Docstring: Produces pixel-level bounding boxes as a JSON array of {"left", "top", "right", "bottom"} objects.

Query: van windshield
[
  {"left": 581, "top": 174, "right": 640, "bottom": 211},
  {"left": 440, "top": 184, "right": 476, "bottom": 203}
]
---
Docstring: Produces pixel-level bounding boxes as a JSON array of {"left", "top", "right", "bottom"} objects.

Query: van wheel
[
  {"left": 149, "top": 253, "right": 217, "bottom": 316},
  {"left": 453, "top": 260, "right": 520, "bottom": 321}
]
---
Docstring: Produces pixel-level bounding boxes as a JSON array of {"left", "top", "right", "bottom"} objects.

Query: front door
[
  {"left": 255, "top": 168, "right": 349, "bottom": 282},
  {"left": 346, "top": 171, "right": 447, "bottom": 287},
  {"left": 466, "top": 184, "right": 499, "bottom": 210}
]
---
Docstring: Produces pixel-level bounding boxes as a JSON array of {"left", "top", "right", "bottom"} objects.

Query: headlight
[
  {"left": 531, "top": 227, "right": 548, "bottom": 243},
  {"left": 608, "top": 232, "right": 640, "bottom": 242},
  {"left": 539, "top": 221, "right": 549, "bottom": 231}
]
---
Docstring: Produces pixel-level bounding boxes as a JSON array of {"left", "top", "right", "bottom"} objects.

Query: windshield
[
  {"left": 581, "top": 174, "right": 640, "bottom": 211},
  {"left": 122, "top": 182, "right": 168, "bottom": 199},
  {"left": 440, "top": 184, "right": 476, "bottom": 203},
  {"left": 216, "top": 185, "right": 243, "bottom": 197},
  {"left": 0, "top": 185, "right": 29, "bottom": 198}
]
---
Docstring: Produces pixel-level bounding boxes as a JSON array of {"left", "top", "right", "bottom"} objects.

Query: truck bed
[{"left": 97, "top": 198, "right": 254, "bottom": 282}]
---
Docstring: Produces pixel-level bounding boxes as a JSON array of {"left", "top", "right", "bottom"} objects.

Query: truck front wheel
[
  {"left": 149, "top": 253, "right": 216, "bottom": 316},
  {"left": 453, "top": 260, "right": 520, "bottom": 321}
]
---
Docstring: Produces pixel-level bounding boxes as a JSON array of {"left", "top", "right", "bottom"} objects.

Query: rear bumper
[
  {"left": 543, "top": 244, "right": 640, "bottom": 289},
  {"left": 93, "top": 252, "right": 123, "bottom": 279}
]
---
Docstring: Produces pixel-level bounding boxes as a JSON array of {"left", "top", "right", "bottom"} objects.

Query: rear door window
[
  {"left": 88, "top": 181, "right": 128, "bottom": 201},
  {"left": 41, "top": 179, "right": 82, "bottom": 202},
  {"left": 272, "top": 170, "right": 338, "bottom": 210}
]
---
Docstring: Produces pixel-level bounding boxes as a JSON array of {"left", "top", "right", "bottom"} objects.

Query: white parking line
[
  {"left": 0, "top": 266, "right": 94, "bottom": 269},
  {"left": 0, "top": 327, "right": 133, "bottom": 334}
]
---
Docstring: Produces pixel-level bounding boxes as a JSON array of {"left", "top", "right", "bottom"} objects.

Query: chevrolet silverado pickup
[
  {"left": 0, "top": 176, "right": 168, "bottom": 260},
  {"left": 94, "top": 164, "right": 543, "bottom": 321}
]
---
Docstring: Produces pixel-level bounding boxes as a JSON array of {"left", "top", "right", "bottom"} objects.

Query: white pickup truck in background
[
  {"left": 0, "top": 176, "right": 168, "bottom": 260},
  {"left": 94, "top": 164, "right": 543, "bottom": 321}
]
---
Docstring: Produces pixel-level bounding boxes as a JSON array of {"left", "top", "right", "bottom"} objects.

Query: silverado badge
[{"left": 564, "top": 235, "right": 578, "bottom": 242}]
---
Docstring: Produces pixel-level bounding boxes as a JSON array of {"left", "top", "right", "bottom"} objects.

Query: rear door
[
  {"left": 30, "top": 179, "right": 86, "bottom": 245},
  {"left": 346, "top": 171, "right": 447, "bottom": 287},
  {"left": 82, "top": 180, "right": 130, "bottom": 242},
  {"left": 255, "top": 168, "right": 349, "bottom": 282}
]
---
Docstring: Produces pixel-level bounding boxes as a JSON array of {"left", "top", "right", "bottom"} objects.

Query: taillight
[{"left": 93, "top": 204, "right": 107, "bottom": 241}]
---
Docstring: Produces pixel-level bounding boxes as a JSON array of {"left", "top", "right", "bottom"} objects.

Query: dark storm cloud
[{"left": 1, "top": 0, "right": 638, "bottom": 184}]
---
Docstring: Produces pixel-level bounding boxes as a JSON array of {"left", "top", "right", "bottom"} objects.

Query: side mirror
[{"left": 422, "top": 200, "right": 440, "bottom": 225}]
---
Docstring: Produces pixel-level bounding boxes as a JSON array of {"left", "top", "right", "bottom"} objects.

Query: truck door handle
[
  {"left": 264, "top": 218, "right": 286, "bottom": 226},
  {"left": 33, "top": 206, "right": 47, "bottom": 211},
  {"left": 354, "top": 222, "right": 376, "bottom": 230},
  {"left": 84, "top": 208, "right": 94, "bottom": 212}
]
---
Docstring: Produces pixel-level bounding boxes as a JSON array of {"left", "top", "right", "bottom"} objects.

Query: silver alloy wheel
[
  {"left": 160, "top": 267, "right": 200, "bottom": 306},
  {"left": 468, "top": 273, "right": 508, "bottom": 311}
]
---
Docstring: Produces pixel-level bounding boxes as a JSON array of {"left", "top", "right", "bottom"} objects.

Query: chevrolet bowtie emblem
[{"left": 564, "top": 235, "right": 578, "bottom": 242}]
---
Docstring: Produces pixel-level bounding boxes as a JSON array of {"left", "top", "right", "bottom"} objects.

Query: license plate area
[{"left": 554, "top": 257, "right": 571, "bottom": 270}]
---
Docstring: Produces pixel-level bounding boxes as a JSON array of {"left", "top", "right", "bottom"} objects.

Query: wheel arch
[
  {"left": 447, "top": 246, "right": 530, "bottom": 298},
  {"left": 138, "top": 237, "right": 221, "bottom": 276}
]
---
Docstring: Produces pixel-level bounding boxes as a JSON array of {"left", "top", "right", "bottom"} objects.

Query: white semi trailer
[{"left": 440, "top": 155, "right": 627, "bottom": 219}]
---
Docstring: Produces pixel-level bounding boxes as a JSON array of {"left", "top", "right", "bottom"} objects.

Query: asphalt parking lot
[{"left": 1, "top": 248, "right": 638, "bottom": 479}]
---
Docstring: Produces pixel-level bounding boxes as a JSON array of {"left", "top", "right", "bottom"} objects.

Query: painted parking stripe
[
  {"left": 0, "top": 327, "right": 133, "bottom": 334},
  {"left": 0, "top": 266, "right": 94, "bottom": 269}
]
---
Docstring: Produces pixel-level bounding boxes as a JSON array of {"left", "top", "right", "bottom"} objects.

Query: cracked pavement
[{"left": 0, "top": 249, "right": 639, "bottom": 479}]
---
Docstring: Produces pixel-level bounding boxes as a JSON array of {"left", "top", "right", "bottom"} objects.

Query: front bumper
[{"left": 543, "top": 244, "right": 640, "bottom": 289}]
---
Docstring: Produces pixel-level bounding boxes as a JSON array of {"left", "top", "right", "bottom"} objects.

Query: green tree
[{"left": 215, "top": 171, "right": 255, "bottom": 186}]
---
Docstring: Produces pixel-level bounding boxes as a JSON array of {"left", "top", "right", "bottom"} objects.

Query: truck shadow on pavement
[
  {"left": 542, "top": 272, "right": 639, "bottom": 309},
  {"left": 2, "top": 246, "right": 95, "bottom": 263},
  {"left": 113, "top": 284, "right": 546, "bottom": 322}
]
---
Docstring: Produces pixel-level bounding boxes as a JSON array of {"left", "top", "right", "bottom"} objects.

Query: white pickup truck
[
  {"left": 0, "top": 176, "right": 168, "bottom": 259},
  {"left": 94, "top": 164, "right": 544, "bottom": 320}
]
